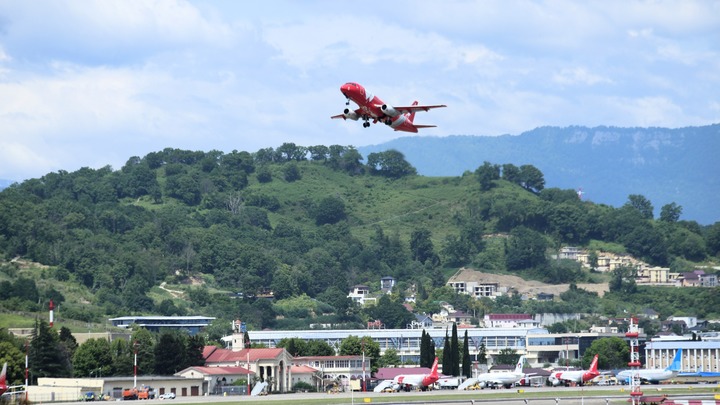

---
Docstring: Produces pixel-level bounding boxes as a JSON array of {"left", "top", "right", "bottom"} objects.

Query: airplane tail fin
[
  {"left": 430, "top": 356, "right": 439, "bottom": 377},
  {"left": 514, "top": 356, "right": 526, "bottom": 374},
  {"left": 667, "top": 349, "right": 682, "bottom": 371},
  {"left": 0, "top": 362, "right": 6, "bottom": 385},
  {"left": 589, "top": 354, "right": 599, "bottom": 373},
  {"left": 408, "top": 101, "right": 419, "bottom": 123}
]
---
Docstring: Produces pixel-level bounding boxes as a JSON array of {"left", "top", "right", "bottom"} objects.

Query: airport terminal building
[{"left": 239, "top": 327, "right": 629, "bottom": 367}]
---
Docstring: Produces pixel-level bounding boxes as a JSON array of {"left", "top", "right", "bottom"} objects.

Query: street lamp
[{"left": 133, "top": 340, "right": 139, "bottom": 389}]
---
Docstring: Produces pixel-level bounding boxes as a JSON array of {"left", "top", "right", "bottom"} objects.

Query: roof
[
  {"left": 294, "top": 355, "right": 363, "bottom": 361},
  {"left": 447, "top": 268, "right": 501, "bottom": 284},
  {"left": 176, "top": 366, "right": 252, "bottom": 376},
  {"left": 487, "top": 314, "right": 533, "bottom": 321},
  {"left": 203, "top": 346, "right": 286, "bottom": 363},
  {"left": 290, "top": 365, "right": 318, "bottom": 374}
]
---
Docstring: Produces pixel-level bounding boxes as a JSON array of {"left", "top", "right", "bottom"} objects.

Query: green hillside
[{"left": 0, "top": 145, "right": 719, "bottom": 335}]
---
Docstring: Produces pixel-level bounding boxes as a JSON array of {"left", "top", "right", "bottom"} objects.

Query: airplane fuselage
[{"left": 616, "top": 369, "right": 677, "bottom": 384}]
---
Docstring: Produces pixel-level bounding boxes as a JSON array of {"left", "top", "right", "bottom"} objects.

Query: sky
[{"left": 0, "top": 0, "right": 718, "bottom": 182}]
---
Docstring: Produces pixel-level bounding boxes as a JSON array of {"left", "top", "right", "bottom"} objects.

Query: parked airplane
[
  {"left": 0, "top": 363, "right": 25, "bottom": 398},
  {"left": 331, "top": 82, "right": 446, "bottom": 132},
  {"left": 616, "top": 348, "right": 683, "bottom": 384},
  {"left": 549, "top": 354, "right": 600, "bottom": 386},
  {"left": 0, "top": 363, "right": 6, "bottom": 396},
  {"left": 392, "top": 356, "right": 440, "bottom": 391},
  {"left": 474, "top": 355, "right": 528, "bottom": 389}
]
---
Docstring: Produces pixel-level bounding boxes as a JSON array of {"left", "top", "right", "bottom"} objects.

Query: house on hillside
[
  {"left": 380, "top": 276, "right": 396, "bottom": 293},
  {"left": 447, "top": 268, "right": 503, "bottom": 299},
  {"left": 483, "top": 314, "right": 539, "bottom": 329},
  {"left": 348, "top": 285, "right": 376, "bottom": 306}
]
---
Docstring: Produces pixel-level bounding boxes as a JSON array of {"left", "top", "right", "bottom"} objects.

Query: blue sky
[{"left": 0, "top": 0, "right": 718, "bottom": 181}]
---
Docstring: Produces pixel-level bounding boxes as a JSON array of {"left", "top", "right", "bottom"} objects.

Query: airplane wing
[
  {"left": 411, "top": 125, "right": 437, "bottom": 129},
  {"left": 392, "top": 104, "right": 447, "bottom": 114},
  {"left": 331, "top": 108, "right": 363, "bottom": 120}
]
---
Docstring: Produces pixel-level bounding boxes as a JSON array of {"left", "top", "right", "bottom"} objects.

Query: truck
[{"left": 122, "top": 387, "right": 155, "bottom": 400}]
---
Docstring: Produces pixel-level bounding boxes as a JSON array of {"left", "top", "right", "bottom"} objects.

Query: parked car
[{"left": 159, "top": 392, "right": 176, "bottom": 399}]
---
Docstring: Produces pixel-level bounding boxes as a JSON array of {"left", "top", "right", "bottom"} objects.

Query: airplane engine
[
  {"left": 381, "top": 104, "right": 401, "bottom": 117},
  {"left": 343, "top": 108, "right": 359, "bottom": 121},
  {"left": 550, "top": 378, "right": 561, "bottom": 386}
]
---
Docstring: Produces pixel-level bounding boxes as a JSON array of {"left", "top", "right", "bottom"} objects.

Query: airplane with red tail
[
  {"left": 548, "top": 354, "right": 600, "bottom": 386},
  {"left": 331, "top": 82, "right": 446, "bottom": 132},
  {"left": 0, "top": 363, "right": 7, "bottom": 396},
  {"left": 392, "top": 356, "right": 440, "bottom": 391}
]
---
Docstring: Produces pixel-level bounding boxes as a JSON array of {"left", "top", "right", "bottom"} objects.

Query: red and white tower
[
  {"left": 626, "top": 316, "right": 643, "bottom": 405},
  {"left": 49, "top": 299, "right": 54, "bottom": 328}
]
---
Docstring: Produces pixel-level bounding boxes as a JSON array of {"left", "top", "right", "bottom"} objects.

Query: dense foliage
[{"left": 0, "top": 143, "right": 718, "bottom": 336}]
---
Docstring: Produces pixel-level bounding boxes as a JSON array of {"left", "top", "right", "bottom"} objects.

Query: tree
[
  {"left": 505, "top": 226, "right": 548, "bottom": 270},
  {"left": 131, "top": 328, "right": 156, "bottom": 376},
  {"left": 420, "top": 330, "right": 435, "bottom": 368},
  {"left": 495, "top": 348, "right": 519, "bottom": 365},
  {"left": 313, "top": 196, "right": 347, "bottom": 225},
  {"left": 73, "top": 338, "right": 112, "bottom": 377},
  {"left": 660, "top": 203, "right": 682, "bottom": 222},
  {"left": 519, "top": 164, "right": 545, "bottom": 193},
  {"left": 378, "top": 348, "right": 401, "bottom": 367},
  {"left": 462, "top": 330, "right": 471, "bottom": 378},
  {"left": 475, "top": 161, "right": 500, "bottom": 191},
  {"left": 478, "top": 342, "right": 487, "bottom": 365},
  {"left": 29, "top": 319, "right": 71, "bottom": 379},
  {"left": 110, "top": 338, "right": 134, "bottom": 376},
  {"left": 282, "top": 162, "right": 302, "bottom": 182},
  {"left": 365, "top": 150, "right": 417, "bottom": 178},
  {"left": 450, "top": 323, "right": 460, "bottom": 376},
  {"left": 154, "top": 331, "right": 189, "bottom": 375},
  {"left": 582, "top": 337, "right": 629, "bottom": 369},
  {"left": 625, "top": 194, "right": 654, "bottom": 220},
  {"left": 339, "top": 336, "right": 380, "bottom": 374},
  {"left": 441, "top": 329, "right": 451, "bottom": 376},
  {"left": 410, "top": 228, "right": 437, "bottom": 265}
]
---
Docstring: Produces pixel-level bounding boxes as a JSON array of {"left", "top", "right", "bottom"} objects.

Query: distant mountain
[{"left": 358, "top": 124, "right": 720, "bottom": 225}]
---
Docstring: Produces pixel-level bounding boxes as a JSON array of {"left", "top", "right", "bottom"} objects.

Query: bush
[{"left": 292, "top": 381, "right": 315, "bottom": 392}]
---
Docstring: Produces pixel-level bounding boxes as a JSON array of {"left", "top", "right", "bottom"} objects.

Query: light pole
[{"left": 133, "top": 340, "right": 139, "bottom": 389}]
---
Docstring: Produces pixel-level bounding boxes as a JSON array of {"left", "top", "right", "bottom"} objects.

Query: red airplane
[
  {"left": 331, "top": 82, "right": 446, "bottom": 132},
  {"left": 548, "top": 354, "right": 600, "bottom": 386},
  {"left": 0, "top": 363, "right": 7, "bottom": 396}
]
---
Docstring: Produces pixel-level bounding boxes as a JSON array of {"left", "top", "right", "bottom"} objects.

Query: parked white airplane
[
  {"left": 472, "top": 356, "right": 528, "bottom": 389},
  {"left": 549, "top": 354, "right": 600, "bottom": 386},
  {"left": 617, "top": 348, "right": 683, "bottom": 384}
]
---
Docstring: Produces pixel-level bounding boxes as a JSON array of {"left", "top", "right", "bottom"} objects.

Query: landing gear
[{"left": 363, "top": 122, "right": 370, "bottom": 128}]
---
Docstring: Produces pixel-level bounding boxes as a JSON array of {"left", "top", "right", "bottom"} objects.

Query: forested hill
[
  {"left": 1, "top": 146, "right": 719, "bottom": 332},
  {"left": 358, "top": 124, "right": 720, "bottom": 225}
]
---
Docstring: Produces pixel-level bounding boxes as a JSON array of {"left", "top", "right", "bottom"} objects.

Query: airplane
[
  {"left": 391, "top": 356, "right": 439, "bottom": 391},
  {"left": 548, "top": 354, "right": 600, "bottom": 386},
  {"left": 331, "top": 82, "right": 446, "bottom": 133},
  {"left": 616, "top": 348, "right": 682, "bottom": 384},
  {"left": 474, "top": 355, "right": 528, "bottom": 389},
  {"left": 0, "top": 363, "right": 6, "bottom": 396},
  {"left": 0, "top": 363, "right": 25, "bottom": 398}
]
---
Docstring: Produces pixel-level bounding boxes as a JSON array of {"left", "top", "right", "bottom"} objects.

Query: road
[{"left": 53, "top": 384, "right": 719, "bottom": 405}]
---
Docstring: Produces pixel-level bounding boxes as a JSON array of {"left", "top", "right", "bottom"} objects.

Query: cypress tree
[
  {"left": 451, "top": 322, "right": 460, "bottom": 376},
  {"left": 462, "top": 330, "right": 471, "bottom": 378},
  {"left": 420, "top": 330, "right": 430, "bottom": 368},
  {"left": 442, "top": 328, "right": 451, "bottom": 375}
]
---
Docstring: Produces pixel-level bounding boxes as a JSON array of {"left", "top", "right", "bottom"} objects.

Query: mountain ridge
[{"left": 358, "top": 124, "right": 720, "bottom": 224}]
